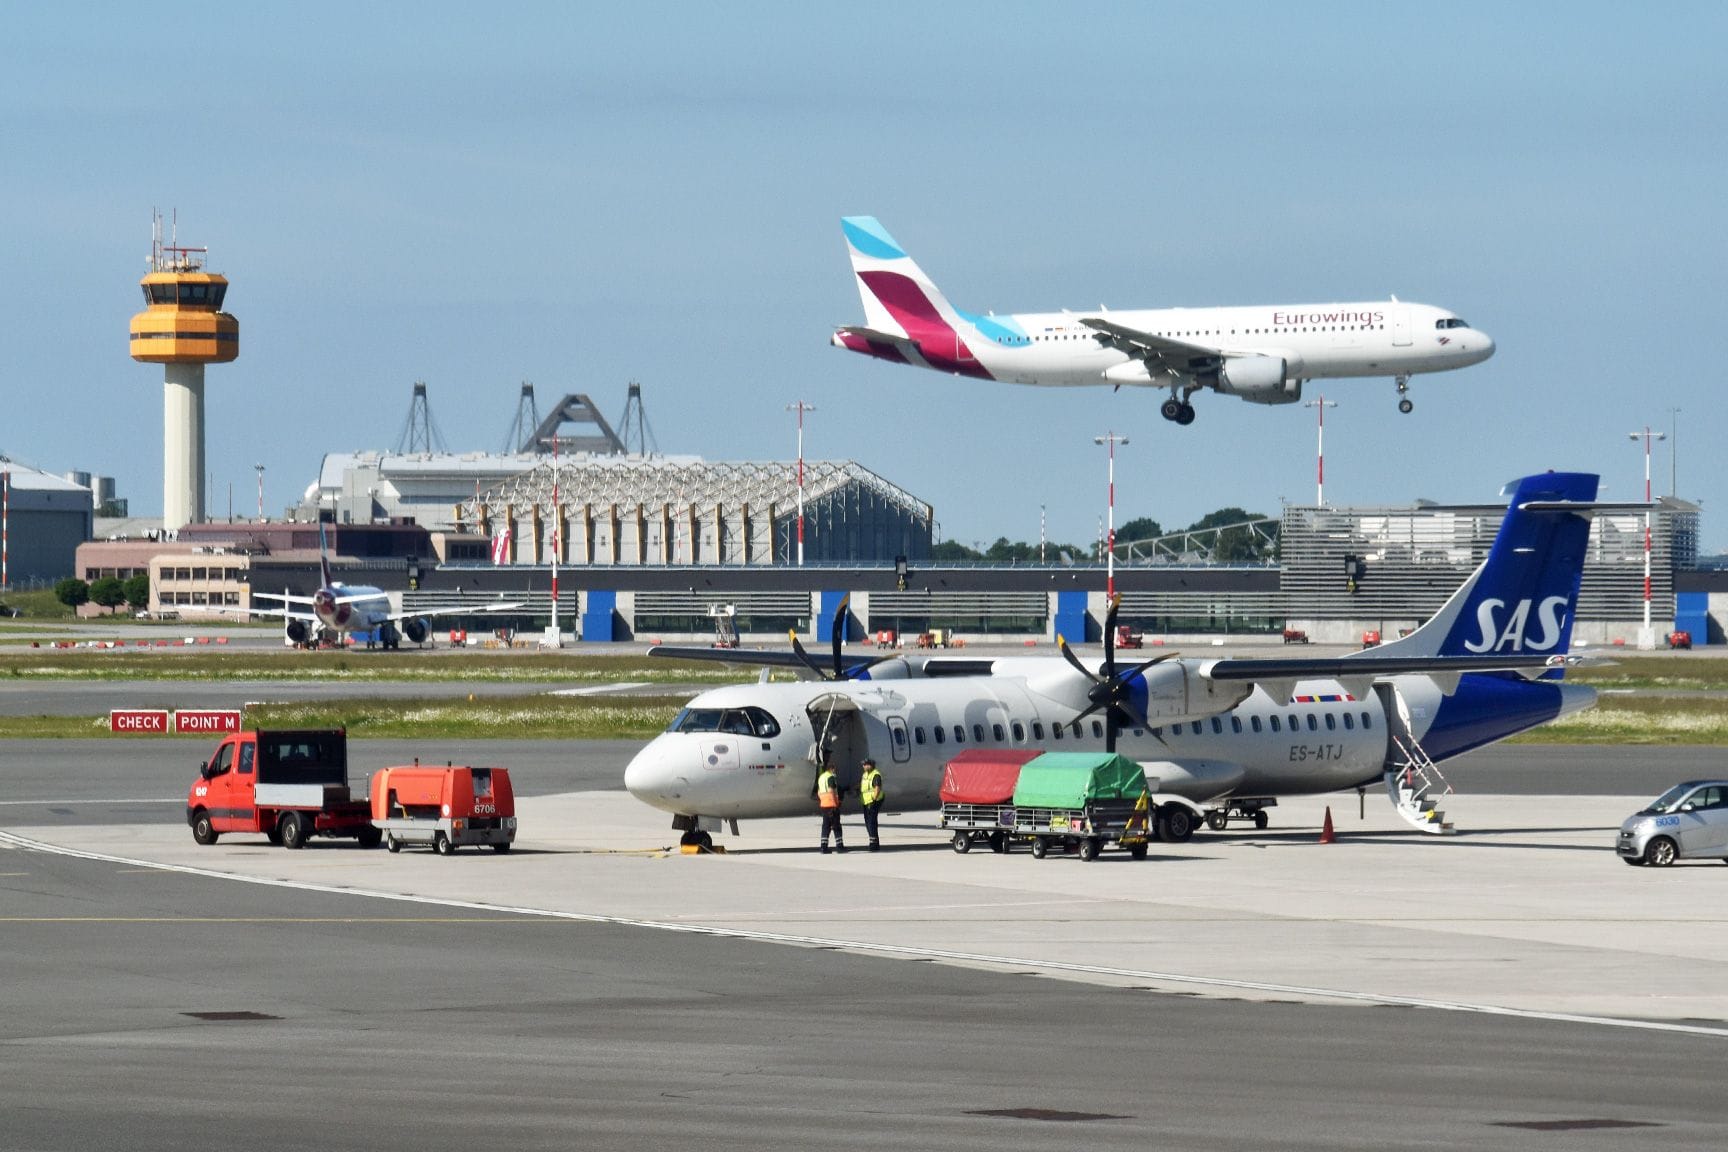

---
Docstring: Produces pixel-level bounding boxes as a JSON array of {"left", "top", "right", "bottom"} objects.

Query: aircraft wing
[
  {"left": 215, "top": 604, "right": 319, "bottom": 623},
  {"left": 1201, "top": 652, "right": 1565, "bottom": 703},
  {"left": 1079, "top": 317, "right": 1230, "bottom": 366},
  {"left": 386, "top": 601, "right": 524, "bottom": 623},
  {"left": 251, "top": 591, "right": 318, "bottom": 607}
]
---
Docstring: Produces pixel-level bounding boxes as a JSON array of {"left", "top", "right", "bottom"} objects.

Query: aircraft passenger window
[
  {"left": 1071, "top": 722, "right": 1083, "bottom": 739},
  {"left": 1306, "top": 715, "right": 1318, "bottom": 732},
  {"left": 1361, "top": 712, "right": 1373, "bottom": 729},
  {"left": 1033, "top": 722, "right": 1045, "bottom": 739},
  {"left": 1269, "top": 716, "right": 1280, "bottom": 733},
  {"left": 914, "top": 727, "right": 925, "bottom": 745},
  {"left": 1211, "top": 718, "right": 1223, "bottom": 734},
  {"left": 1231, "top": 716, "right": 1242, "bottom": 734},
  {"left": 1251, "top": 716, "right": 1262, "bottom": 733},
  {"left": 892, "top": 727, "right": 906, "bottom": 750},
  {"left": 1342, "top": 713, "right": 1355, "bottom": 730},
  {"left": 933, "top": 726, "right": 945, "bottom": 745},
  {"left": 1051, "top": 723, "right": 1063, "bottom": 740},
  {"left": 953, "top": 725, "right": 965, "bottom": 744},
  {"left": 973, "top": 724, "right": 985, "bottom": 743},
  {"left": 1012, "top": 721, "right": 1025, "bottom": 741},
  {"left": 1190, "top": 721, "right": 1202, "bottom": 736},
  {"left": 1091, "top": 720, "right": 1103, "bottom": 738},
  {"left": 993, "top": 723, "right": 1005, "bottom": 741},
  {"left": 1324, "top": 714, "right": 1336, "bottom": 731}
]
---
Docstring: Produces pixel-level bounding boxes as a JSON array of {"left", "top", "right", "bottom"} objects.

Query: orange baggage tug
[{"left": 370, "top": 765, "right": 518, "bottom": 855}]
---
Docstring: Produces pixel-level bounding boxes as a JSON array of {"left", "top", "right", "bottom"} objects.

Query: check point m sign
[{"left": 109, "top": 710, "right": 243, "bottom": 735}]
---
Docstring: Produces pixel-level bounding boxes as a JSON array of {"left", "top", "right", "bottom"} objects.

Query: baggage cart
[
  {"left": 938, "top": 749, "right": 1041, "bottom": 854},
  {"left": 1010, "top": 752, "right": 1154, "bottom": 862}
]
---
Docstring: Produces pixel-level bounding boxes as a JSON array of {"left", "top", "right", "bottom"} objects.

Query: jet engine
[
  {"left": 284, "top": 619, "right": 311, "bottom": 645},
  {"left": 402, "top": 618, "right": 429, "bottom": 645},
  {"left": 1211, "top": 356, "right": 1301, "bottom": 404}
]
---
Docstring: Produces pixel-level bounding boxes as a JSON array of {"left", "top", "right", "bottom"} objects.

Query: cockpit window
[
  {"left": 1436, "top": 317, "right": 1469, "bottom": 330},
  {"left": 666, "top": 707, "right": 780, "bottom": 738}
]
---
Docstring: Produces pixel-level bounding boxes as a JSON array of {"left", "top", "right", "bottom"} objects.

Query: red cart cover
[{"left": 939, "top": 749, "right": 1042, "bottom": 805}]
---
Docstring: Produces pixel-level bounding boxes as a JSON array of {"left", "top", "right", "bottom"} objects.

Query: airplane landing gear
[
  {"left": 678, "top": 829, "right": 713, "bottom": 850},
  {"left": 1395, "top": 375, "right": 1413, "bottom": 414},
  {"left": 1160, "top": 397, "right": 1197, "bottom": 425}
]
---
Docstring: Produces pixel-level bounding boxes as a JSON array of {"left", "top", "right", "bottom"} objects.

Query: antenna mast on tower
[
  {"left": 619, "top": 381, "right": 659, "bottom": 456},
  {"left": 503, "top": 381, "right": 541, "bottom": 454},
  {"left": 394, "top": 381, "right": 448, "bottom": 454}
]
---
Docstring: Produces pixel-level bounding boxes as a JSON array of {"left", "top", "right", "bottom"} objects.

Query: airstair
[
  {"left": 1379, "top": 685, "right": 1456, "bottom": 835},
  {"left": 1384, "top": 735, "right": 1455, "bottom": 835}
]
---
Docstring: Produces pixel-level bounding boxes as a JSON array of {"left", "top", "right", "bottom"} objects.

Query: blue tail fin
[{"left": 1362, "top": 472, "right": 1599, "bottom": 662}]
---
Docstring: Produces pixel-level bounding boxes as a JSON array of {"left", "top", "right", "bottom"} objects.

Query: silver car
[{"left": 1617, "top": 781, "right": 1728, "bottom": 866}]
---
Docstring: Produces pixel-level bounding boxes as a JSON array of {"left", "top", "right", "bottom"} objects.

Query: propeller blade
[
  {"left": 787, "top": 631, "right": 831, "bottom": 680},
  {"left": 1056, "top": 634, "right": 1103, "bottom": 686},
  {"left": 830, "top": 594, "right": 851, "bottom": 679}
]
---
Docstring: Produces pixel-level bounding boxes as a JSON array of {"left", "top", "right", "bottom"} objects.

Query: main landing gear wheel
[
  {"left": 1160, "top": 397, "right": 1183, "bottom": 421},
  {"left": 678, "top": 830, "right": 713, "bottom": 850},
  {"left": 1156, "top": 806, "right": 1196, "bottom": 844},
  {"left": 1398, "top": 398, "right": 1414, "bottom": 414}
]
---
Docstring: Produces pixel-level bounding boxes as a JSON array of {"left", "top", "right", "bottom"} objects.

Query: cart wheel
[
  {"left": 1078, "top": 838, "right": 1101, "bottom": 862},
  {"left": 433, "top": 831, "right": 454, "bottom": 856},
  {"left": 1030, "top": 837, "right": 1049, "bottom": 860},
  {"left": 1129, "top": 842, "right": 1149, "bottom": 860},
  {"left": 988, "top": 831, "right": 1008, "bottom": 854},
  {"left": 1253, "top": 810, "right": 1269, "bottom": 830},
  {"left": 385, "top": 833, "right": 400, "bottom": 854},
  {"left": 1205, "top": 811, "right": 1229, "bottom": 832},
  {"left": 951, "top": 831, "right": 972, "bottom": 854},
  {"left": 356, "top": 826, "right": 382, "bottom": 849}
]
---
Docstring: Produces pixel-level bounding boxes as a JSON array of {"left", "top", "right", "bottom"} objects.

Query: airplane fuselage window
[
  {"left": 1033, "top": 722, "right": 1045, "bottom": 740},
  {"left": 1011, "top": 721, "right": 1025, "bottom": 741},
  {"left": 993, "top": 723, "right": 1005, "bottom": 741},
  {"left": 1051, "top": 723, "right": 1063, "bottom": 740},
  {"left": 1269, "top": 716, "right": 1281, "bottom": 733},
  {"left": 1361, "top": 712, "right": 1373, "bottom": 729},
  {"left": 1250, "top": 715, "right": 1261, "bottom": 733},
  {"left": 914, "top": 726, "right": 926, "bottom": 745},
  {"left": 1091, "top": 720, "right": 1104, "bottom": 739},
  {"left": 1211, "top": 717, "right": 1223, "bottom": 735},
  {"left": 1306, "top": 715, "right": 1318, "bottom": 732},
  {"left": 1343, "top": 713, "right": 1355, "bottom": 730},
  {"left": 953, "top": 725, "right": 966, "bottom": 744},
  {"left": 933, "top": 726, "right": 945, "bottom": 745},
  {"left": 973, "top": 723, "right": 985, "bottom": 743},
  {"left": 1231, "top": 716, "right": 1243, "bottom": 734},
  {"left": 1325, "top": 714, "right": 1336, "bottom": 731}
]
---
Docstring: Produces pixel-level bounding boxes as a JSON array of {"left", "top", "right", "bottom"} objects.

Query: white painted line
[
  {"left": 0, "top": 799, "right": 180, "bottom": 807},
  {"left": 547, "top": 682, "right": 652, "bottom": 697},
  {"left": 3, "top": 828, "right": 1723, "bottom": 1040}
]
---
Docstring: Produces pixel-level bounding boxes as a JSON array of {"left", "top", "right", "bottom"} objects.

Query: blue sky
[{"left": 5, "top": 2, "right": 1725, "bottom": 549}]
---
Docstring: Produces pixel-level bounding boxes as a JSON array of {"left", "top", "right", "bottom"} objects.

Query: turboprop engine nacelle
[
  {"left": 1211, "top": 356, "right": 1300, "bottom": 404},
  {"left": 1137, "top": 660, "right": 1255, "bottom": 723}
]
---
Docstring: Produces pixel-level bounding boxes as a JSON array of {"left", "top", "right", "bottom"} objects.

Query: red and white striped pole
[
  {"left": 550, "top": 434, "right": 560, "bottom": 636},
  {"left": 1094, "top": 433, "right": 1129, "bottom": 598},
  {"left": 1305, "top": 395, "right": 1337, "bottom": 506}
]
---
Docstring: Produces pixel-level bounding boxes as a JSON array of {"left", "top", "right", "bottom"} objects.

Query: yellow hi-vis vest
[
  {"left": 816, "top": 769, "right": 840, "bottom": 809},
  {"left": 859, "top": 767, "right": 883, "bottom": 806}
]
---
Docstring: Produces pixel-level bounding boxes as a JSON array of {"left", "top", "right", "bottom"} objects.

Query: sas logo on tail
[{"left": 1463, "top": 596, "right": 1570, "bottom": 653}]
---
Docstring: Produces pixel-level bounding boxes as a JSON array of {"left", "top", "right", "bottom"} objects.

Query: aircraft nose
[
  {"left": 624, "top": 739, "right": 682, "bottom": 809},
  {"left": 1472, "top": 330, "right": 1495, "bottom": 362}
]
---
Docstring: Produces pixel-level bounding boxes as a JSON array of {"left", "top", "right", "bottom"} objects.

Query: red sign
[
  {"left": 174, "top": 710, "right": 243, "bottom": 735},
  {"left": 110, "top": 709, "right": 170, "bottom": 734}
]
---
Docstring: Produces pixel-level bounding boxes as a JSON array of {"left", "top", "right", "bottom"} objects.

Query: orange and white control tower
[{"left": 129, "top": 212, "right": 239, "bottom": 530}]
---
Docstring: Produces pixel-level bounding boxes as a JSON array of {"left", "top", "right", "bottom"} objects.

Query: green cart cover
[{"left": 1011, "top": 752, "right": 1148, "bottom": 809}]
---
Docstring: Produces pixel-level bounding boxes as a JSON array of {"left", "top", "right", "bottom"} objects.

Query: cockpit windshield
[
  {"left": 666, "top": 706, "right": 781, "bottom": 738},
  {"left": 1436, "top": 317, "right": 1470, "bottom": 330}
]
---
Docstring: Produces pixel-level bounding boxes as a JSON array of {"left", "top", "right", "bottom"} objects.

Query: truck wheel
[
  {"left": 385, "top": 833, "right": 400, "bottom": 854},
  {"left": 951, "top": 831, "right": 972, "bottom": 854},
  {"left": 1078, "top": 838, "right": 1101, "bottom": 862},
  {"left": 356, "top": 826, "right": 382, "bottom": 849},
  {"left": 191, "top": 812, "right": 218, "bottom": 846},
  {"left": 433, "top": 831, "right": 454, "bottom": 856},
  {"left": 265, "top": 825, "right": 283, "bottom": 846},
  {"left": 280, "top": 813, "right": 308, "bottom": 850},
  {"left": 1030, "top": 837, "right": 1049, "bottom": 860},
  {"left": 492, "top": 843, "right": 511, "bottom": 853},
  {"left": 988, "top": 831, "right": 1008, "bottom": 854}
]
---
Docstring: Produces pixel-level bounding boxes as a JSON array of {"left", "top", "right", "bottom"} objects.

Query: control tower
[{"left": 129, "top": 213, "right": 239, "bottom": 530}]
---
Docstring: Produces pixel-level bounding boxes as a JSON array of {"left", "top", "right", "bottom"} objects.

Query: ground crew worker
[
  {"left": 858, "top": 757, "right": 885, "bottom": 851},
  {"left": 816, "top": 758, "right": 845, "bottom": 854}
]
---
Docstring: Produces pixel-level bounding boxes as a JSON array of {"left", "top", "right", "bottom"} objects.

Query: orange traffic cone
[{"left": 1319, "top": 806, "right": 1336, "bottom": 844}]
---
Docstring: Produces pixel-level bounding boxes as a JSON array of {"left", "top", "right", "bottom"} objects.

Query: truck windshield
[{"left": 666, "top": 707, "right": 780, "bottom": 738}]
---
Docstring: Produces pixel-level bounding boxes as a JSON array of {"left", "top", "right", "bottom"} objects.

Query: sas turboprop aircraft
[
  {"left": 243, "top": 526, "right": 522, "bottom": 649},
  {"left": 626, "top": 472, "right": 1597, "bottom": 849},
  {"left": 831, "top": 216, "right": 1494, "bottom": 424}
]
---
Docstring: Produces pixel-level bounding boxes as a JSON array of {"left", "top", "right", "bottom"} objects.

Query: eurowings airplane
[
  {"left": 242, "top": 526, "right": 523, "bottom": 649},
  {"left": 831, "top": 216, "right": 1494, "bottom": 424},
  {"left": 626, "top": 472, "right": 1597, "bottom": 848}
]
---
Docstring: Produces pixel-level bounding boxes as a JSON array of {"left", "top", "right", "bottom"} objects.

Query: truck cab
[{"left": 188, "top": 729, "right": 381, "bottom": 850}]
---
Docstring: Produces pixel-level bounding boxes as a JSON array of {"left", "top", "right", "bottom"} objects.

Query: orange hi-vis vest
[{"left": 816, "top": 769, "right": 840, "bottom": 809}]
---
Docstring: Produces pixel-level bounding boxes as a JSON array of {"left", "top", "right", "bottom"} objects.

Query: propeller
[
  {"left": 1056, "top": 594, "right": 1179, "bottom": 752},
  {"left": 788, "top": 594, "right": 895, "bottom": 681}
]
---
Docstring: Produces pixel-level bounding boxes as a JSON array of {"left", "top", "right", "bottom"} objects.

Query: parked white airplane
[
  {"left": 242, "top": 526, "right": 522, "bottom": 650},
  {"left": 831, "top": 216, "right": 1494, "bottom": 423},
  {"left": 626, "top": 472, "right": 1598, "bottom": 848}
]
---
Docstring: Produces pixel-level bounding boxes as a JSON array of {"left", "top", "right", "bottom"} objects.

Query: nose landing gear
[{"left": 1395, "top": 375, "right": 1413, "bottom": 414}]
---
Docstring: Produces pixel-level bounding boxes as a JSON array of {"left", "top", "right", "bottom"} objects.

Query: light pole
[
  {"left": 786, "top": 401, "right": 816, "bottom": 566},
  {"left": 1039, "top": 504, "right": 1046, "bottom": 564},
  {"left": 1304, "top": 395, "right": 1337, "bottom": 506},
  {"left": 253, "top": 463, "right": 265, "bottom": 521},
  {"left": 1094, "top": 433, "right": 1129, "bottom": 598},
  {"left": 1669, "top": 406, "right": 1681, "bottom": 498},
  {"left": 1629, "top": 426, "right": 1666, "bottom": 650}
]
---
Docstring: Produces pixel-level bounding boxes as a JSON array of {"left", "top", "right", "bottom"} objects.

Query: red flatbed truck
[{"left": 187, "top": 729, "right": 381, "bottom": 850}]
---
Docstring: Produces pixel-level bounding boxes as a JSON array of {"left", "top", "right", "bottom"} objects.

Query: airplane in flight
[
  {"left": 831, "top": 216, "right": 1494, "bottom": 424},
  {"left": 625, "top": 471, "right": 1598, "bottom": 849},
  {"left": 241, "top": 526, "right": 522, "bottom": 650}
]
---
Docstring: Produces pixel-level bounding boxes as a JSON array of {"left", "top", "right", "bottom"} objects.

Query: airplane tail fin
[
  {"left": 841, "top": 216, "right": 960, "bottom": 337},
  {"left": 318, "top": 523, "right": 334, "bottom": 588},
  {"left": 1353, "top": 472, "right": 1599, "bottom": 665}
]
